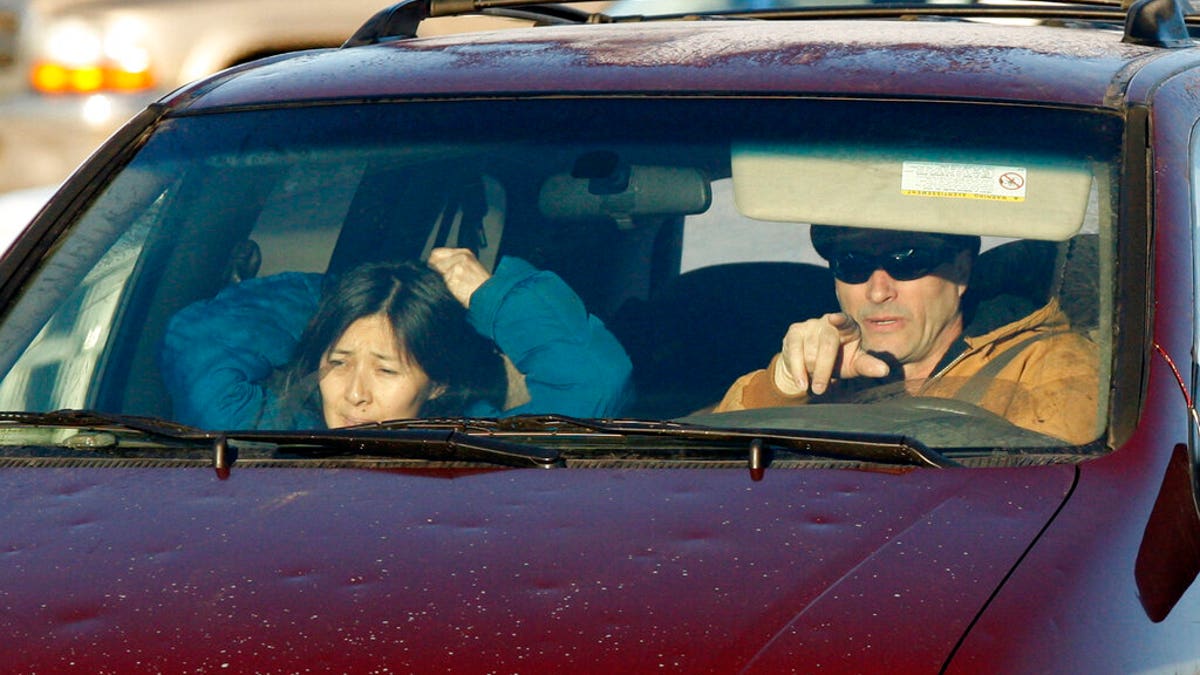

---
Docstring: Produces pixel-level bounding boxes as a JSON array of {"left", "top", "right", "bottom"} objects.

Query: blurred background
[{"left": 0, "top": 0, "right": 800, "bottom": 244}]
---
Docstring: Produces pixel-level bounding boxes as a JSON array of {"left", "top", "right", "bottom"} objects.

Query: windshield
[{"left": 0, "top": 98, "right": 1119, "bottom": 454}]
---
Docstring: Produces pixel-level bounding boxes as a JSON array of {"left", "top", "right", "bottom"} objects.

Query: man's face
[{"left": 829, "top": 234, "right": 971, "bottom": 380}]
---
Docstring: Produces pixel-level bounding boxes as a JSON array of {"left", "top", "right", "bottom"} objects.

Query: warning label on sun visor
[{"left": 900, "top": 162, "right": 1027, "bottom": 202}]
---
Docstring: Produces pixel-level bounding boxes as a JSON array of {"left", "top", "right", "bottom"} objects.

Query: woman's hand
[{"left": 427, "top": 247, "right": 492, "bottom": 309}]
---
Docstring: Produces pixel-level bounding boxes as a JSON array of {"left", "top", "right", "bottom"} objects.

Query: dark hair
[{"left": 279, "top": 261, "right": 507, "bottom": 423}]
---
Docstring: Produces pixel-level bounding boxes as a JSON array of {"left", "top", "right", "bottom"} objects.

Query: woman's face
[{"left": 319, "top": 313, "right": 436, "bottom": 428}]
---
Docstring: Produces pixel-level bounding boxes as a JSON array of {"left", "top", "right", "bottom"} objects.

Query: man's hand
[
  {"left": 427, "top": 247, "right": 491, "bottom": 309},
  {"left": 773, "top": 312, "right": 891, "bottom": 396}
]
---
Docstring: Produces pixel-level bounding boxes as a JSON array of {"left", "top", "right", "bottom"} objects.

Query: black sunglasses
[{"left": 829, "top": 246, "right": 959, "bottom": 284}]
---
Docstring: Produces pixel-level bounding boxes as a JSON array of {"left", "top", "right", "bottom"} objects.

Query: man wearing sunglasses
[{"left": 713, "top": 225, "right": 1100, "bottom": 445}]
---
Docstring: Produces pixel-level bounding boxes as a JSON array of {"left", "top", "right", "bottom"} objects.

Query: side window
[{"left": 0, "top": 205, "right": 158, "bottom": 410}]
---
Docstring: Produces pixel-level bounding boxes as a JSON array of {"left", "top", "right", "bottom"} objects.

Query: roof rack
[
  {"left": 343, "top": 0, "right": 611, "bottom": 47},
  {"left": 343, "top": 0, "right": 1197, "bottom": 50}
]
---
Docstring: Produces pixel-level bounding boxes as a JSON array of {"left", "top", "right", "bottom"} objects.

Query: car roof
[{"left": 164, "top": 19, "right": 1188, "bottom": 113}]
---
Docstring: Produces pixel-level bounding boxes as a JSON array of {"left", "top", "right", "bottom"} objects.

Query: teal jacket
[{"left": 161, "top": 257, "right": 632, "bottom": 429}]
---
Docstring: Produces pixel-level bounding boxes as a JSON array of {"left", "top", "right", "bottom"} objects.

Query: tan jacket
[{"left": 714, "top": 299, "right": 1101, "bottom": 445}]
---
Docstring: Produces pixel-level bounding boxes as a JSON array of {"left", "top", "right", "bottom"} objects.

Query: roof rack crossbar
[{"left": 343, "top": 0, "right": 605, "bottom": 47}]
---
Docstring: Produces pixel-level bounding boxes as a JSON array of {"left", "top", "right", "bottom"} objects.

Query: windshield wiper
[
  {"left": 0, "top": 410, "right": 563, "bottom": 471},
  {"left": 368, "top": 414, "right": 959, "bottom": 469},
  {"left": 229, "top": 427, "right": 562, "bottom": 469},
  {"left": 0, "top": 410, "right": 951, "bottom": 473}
]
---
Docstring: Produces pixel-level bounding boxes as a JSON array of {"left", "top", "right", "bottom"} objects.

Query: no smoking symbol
[{"left": 998, "top": 172, "right": 1024, "bottom": 191}]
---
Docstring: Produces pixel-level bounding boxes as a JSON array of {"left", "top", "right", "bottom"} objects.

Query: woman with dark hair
[{"left": 161, "top": 248, "right": 632, "bottom": 430}]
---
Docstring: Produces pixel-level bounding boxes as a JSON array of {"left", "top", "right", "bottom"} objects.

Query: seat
[
  {"left": 326, "top": 167, "right": 496, "bottom": 278},
  {"left": 610, "top": 261, "right": 839, "bottom": 418},
  {"left": 963, "top": 235, "right": 1099, "bottom": 336}
]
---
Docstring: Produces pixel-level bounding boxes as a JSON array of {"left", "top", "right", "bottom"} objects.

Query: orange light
[
  {"left": 104, "top": 66, "right": 154, "bottom": 91},
  {"left": 30, "top": 62, "right": 69, "bottom": 93},
  {"left": 31, "top": 61, "right": 154, "bottom": 94},
  {"left": 68, "top": 66, "right": 104, "bottom": 93}
]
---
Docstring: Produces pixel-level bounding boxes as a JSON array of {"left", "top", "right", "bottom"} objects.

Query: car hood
[{"left": 0, "top": 462, "right": 1075, "bottom": 672}]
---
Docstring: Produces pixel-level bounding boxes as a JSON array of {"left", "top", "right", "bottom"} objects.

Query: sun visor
[{"left": 731, "top": 143, "right": 1092, "bottom": 241}]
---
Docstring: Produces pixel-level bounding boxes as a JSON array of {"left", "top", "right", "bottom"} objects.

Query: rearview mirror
[{"left": 539, "top": 165, "right": 712, "bottom": 228}]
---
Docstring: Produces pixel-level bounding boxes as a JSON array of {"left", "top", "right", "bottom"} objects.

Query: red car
[{"left": 0, "top": 0, "right": 1197, "bottom": 671}]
